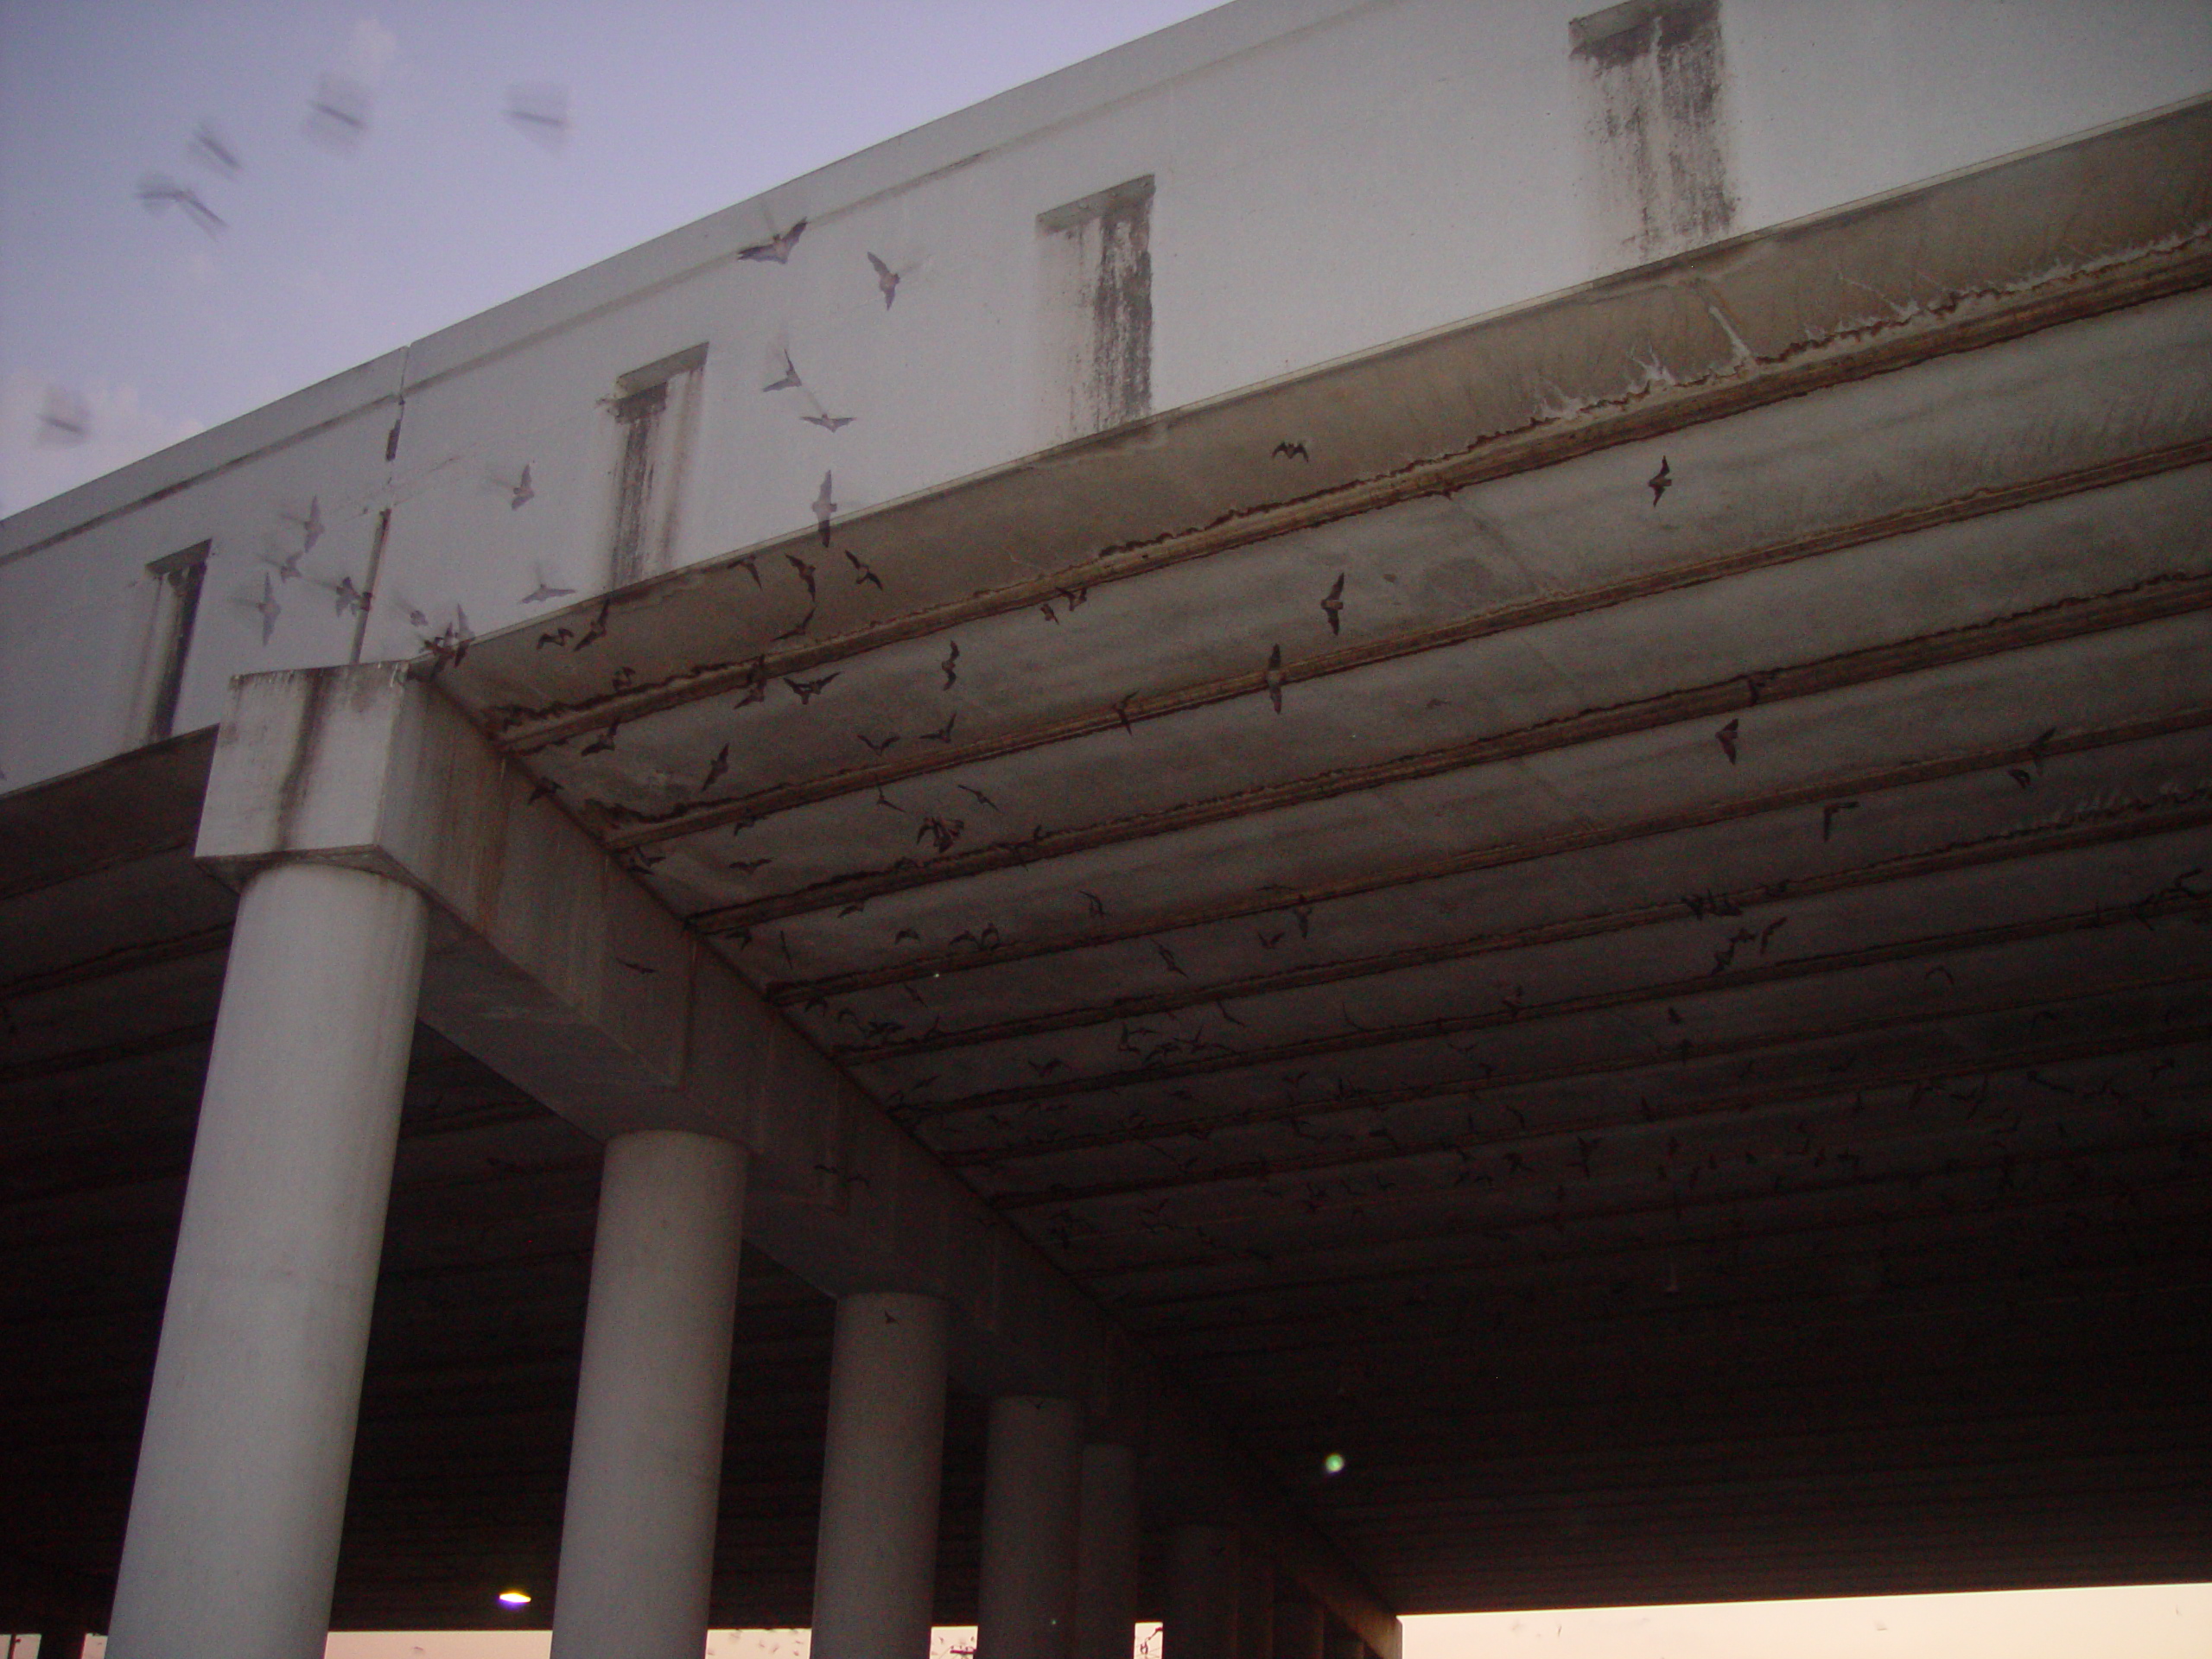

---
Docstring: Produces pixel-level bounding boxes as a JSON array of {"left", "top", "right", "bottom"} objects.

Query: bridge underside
[{"left": 4, "top": 102, "right": 2211, "bottom": 1628}]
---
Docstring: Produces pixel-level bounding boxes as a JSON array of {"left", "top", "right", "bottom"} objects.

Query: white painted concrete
[
  {"left": 4, "top": 2, "right": 2208, "bottom": 795},
  {"left": 977, "top": 1396, "right": 1085, "bottom": 1659},
  {"left": 550, "top": 1130, "right": 748, "bottom": 1659},
  {"left": 105, "top": 861, "right": 430, "bottom": 1659},
  {"left": 811, "top": 1292, "right": 952, "bottom": 1659},
  {"left": 1074, "top": 1443, "right": 1141, "bottom": 1659},
  {"left": 1165, "top": 1526, "right": 1242, "bottom": 1659}
]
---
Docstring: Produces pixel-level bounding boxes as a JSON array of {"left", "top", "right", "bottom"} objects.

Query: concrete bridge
[{"left": 4, "top": 3, "right": 2210, "bottom": 1655}]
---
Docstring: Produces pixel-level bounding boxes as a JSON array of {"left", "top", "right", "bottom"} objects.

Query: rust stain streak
[
  {"left": 775, "top": 709, "right": 2212, "bottom": 1002},
  {"left": 605, "top": 438, "right": 2212, "bottom": 849},
  {"left": 490, "top": 248, "right": 2212, "bottom": 752},
  {"left": 0, "top": 925, "right": 234, "bottom": 1006},
  {"left": 988, "top": 1020, "right": 2212, "bottom": 1215},
  {"left": 917, "top": 891, "right": 2212, "bottom": 1116},
  {"left": 846, "top": 790, "right": 2212, "bottom": 1061},
  {"left": 942, "top": 967, "right": 2212, "bottom": 1170},
  {"left": 695, "top": 571, "right": 2212, "bottom": 933},
  {"left": 1105, "top": 1161, "right": 2212, "bottom": 1315}
]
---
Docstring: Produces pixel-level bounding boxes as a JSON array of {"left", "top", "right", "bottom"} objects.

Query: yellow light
[{"left": 498, "top": 1589, "right": 532, "bottom": 1608}]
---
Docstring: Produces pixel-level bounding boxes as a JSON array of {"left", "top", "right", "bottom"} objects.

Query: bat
[
  {"left": 802, "top": 410, "right": 855, "bottom": 432},
  {"left": 1273, "top": 441, "right": 1309, "bottom": 461},
  {"left": 739, "top": 219, "right": 807, "bottom": 264},
  {"left": 580, "top": 724, "right": 618, "bottom": 756},
  {"left": 858, "top": 732, "right": 900, "bottom": 754},
  {"left": 522, "top": 573, "right": 575, "bottom": 605},
  {"left": 1648, "top": 456, "right": 1671, "bottom": 505},
  {"left": 941, "top": 641, "right": 960, "bottom": 690},
  {"left": 868, "top": 251, "right": 899, "bottom": 308},
  {"left": 701, "top": 743, "right": 729, "bottom": 790},
  {"left": 137, "top": 172, "right": 226, "bottom": 234},
  {"left": 786, "top": 553, "right": 817, "bottom": 596},
  {"left": 571, "top": 601, "right": 610, "bottom": 652},
  {"left": 305, "top": 73, "right": 372, "bottom": 151},
  {"left": 504, "top": 82, "right": 570, "bottom": 149},
  {"left": 510, "top": 464, "right": 534, "bottom": 509},
  {"left": 1715, "top": 718, "right": 1739, "bottom": 763},
  {"left": 1319, "top": 573, "right": 1344, "bottom": 636},
  {"left": 1265, "top": 644, "right": 1286, "bottom": 713},
  {"left": 35, "top": 385, "right": 90, "bottom": 444},
  {"left": 786, "top": 672, "right": 839, "bottom": 704},
  {"left": 1821, "top": 800, "right": 1859, "bottom": 841},
  {"left": 188, "top": 120, "right": 243, "bottom": 176},
  {"left": 920, "top": 711, "right": 957, "bottom": 743},
  {"left": 843, "top": 550, "right": 882, "bottom": 588},
  {"left": 811, "top": 473, "right": 836, "bottom": 545},
  {"left": 763, "top": 350, "right": 802, "bottom": 392}
]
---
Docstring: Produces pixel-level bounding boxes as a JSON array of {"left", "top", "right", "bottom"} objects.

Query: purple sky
[{"left": 0, "top": 0, "right": 1228, "bottom": 514}]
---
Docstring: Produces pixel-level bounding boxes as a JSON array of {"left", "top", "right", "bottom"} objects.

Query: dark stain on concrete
[
  {"left": 607, "top": 344, "right": 709, "bottom": 588},
  {"left": 272, "top": 669, "right": 333, "bottom": 854},
  {"left": 609, "top": 379, "right": 665, "bottom": 588},
  {"left": 1573, "top": 0, "right": 1737, "bottom": 260},
  {"left": 1040, "top": 176, "right": 1154, "bottom": 435},
  {"left": 143, "top": 540, "right": 210, "bottom": 742}
]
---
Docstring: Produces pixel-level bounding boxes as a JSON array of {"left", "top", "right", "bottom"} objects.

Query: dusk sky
[{"left": 3, "top": 4, "right": 2207, "bottom": 1656}]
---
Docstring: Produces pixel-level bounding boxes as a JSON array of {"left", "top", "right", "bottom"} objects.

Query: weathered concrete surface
[{"left": 105, "top": 861, "right": 429, "bottom": 1659}]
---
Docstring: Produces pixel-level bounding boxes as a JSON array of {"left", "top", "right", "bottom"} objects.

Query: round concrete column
[
  {"left": 1073, "top": 1442, "right": 1139, "bottom": 1659},
  {"left": 1272, "top": 1600, "right": 1326, "bottom": 1659},
  {"left": 107, "top": 861, "right": 429, "bottom": 1659},
  {"left": 1164, "top": 1524, "right": 1241, "bottom": 1659},
  {"left": 811, "top": 1291, "right": 950, "bottom": 1659},
  {"left": 550, "top": 1129, "right": 747, "bottom": 1659},
  {"left": 976, "top": 1395, "right": 1084, "bottom": 1659},
  {"left": 1237, "top": 1550, "right": 1275, "bottom": 1659}
]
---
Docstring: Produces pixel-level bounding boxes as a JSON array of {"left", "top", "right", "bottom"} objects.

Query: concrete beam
[{"left": 193, "top": 661, "right": 1401, "bottom": 1656}]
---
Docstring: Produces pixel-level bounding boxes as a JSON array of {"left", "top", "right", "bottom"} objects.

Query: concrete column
[
  {"left": 1272, "top": 1600, "right": 1326, "bottom": 1659},
  {"left": 1073, "top": 1442, "right": 1140, "bottom": 1659},
  {"left": 1322, "top": 1635, "right": 1367, "bottom": 1659},
  {"left": 977, "top": 1395, "right": 1084, "bottom": 1659},
  {"left": 811, "top": 1292, "right": 950, "bottom": 1659},
  {"left": 550, "top": 1129, "right": 747, "bottom": 1659},
  {"left": 32, "top": 1636, "right": 86, "bottom": 1659},
  {"left": 1237, "top": 1550, "right": 1274, "bottom": 1659},
  {"left": 1164, "top": 1525, "right": 1240, "bottom": 1659},
  {"left": 106, "top": 861, "right": 429, "bottom": 1659}
]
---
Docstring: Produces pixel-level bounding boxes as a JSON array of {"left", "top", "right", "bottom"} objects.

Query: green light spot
[{"left": 1323, "top": 1452, "right": 1346, "bottom": 1475}]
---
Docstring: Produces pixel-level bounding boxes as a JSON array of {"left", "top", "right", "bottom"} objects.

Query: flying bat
[
  {"left": 868, "top": 251, "right": 900, "bottom": 308},
  {"left": 1319, "top": 573, "right": 1345, "bottom": 636},
  {"left": 740, "top": 219, "right": 807, "bottom": 264},
  {"left": 1648, "top": 456, "right": 1672, "bottom": 505},
  {"left": 763, "top": 350, "right": 803, "bottom": 392},
  {"left": 811, "top": 473, "right": 836, "bottom": 545}
]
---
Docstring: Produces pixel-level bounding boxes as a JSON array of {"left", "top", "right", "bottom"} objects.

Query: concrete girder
[{"left": 192, "top": 660, "right": 1402, "bottom": 1656}]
